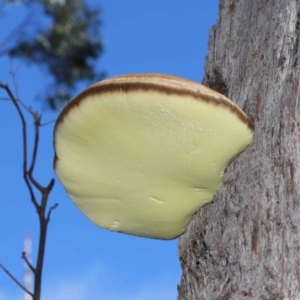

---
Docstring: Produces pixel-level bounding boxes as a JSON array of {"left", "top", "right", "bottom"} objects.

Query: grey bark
[{"left": 178, "top": 1, "right": 300, "bottom": 299}]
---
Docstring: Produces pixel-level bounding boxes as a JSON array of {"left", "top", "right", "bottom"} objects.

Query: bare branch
[
  {"left": 0, "top": 263, "right": 33, "bottom": 297},
  {"left": 39, "top": 179, "right": 55, "bottom": 210},
  {"left": 27, "top": 113, "right": 45, "bottom": 192},
  {"left": 9, "top": 54, "right": 21, "bottom": 99},
  {"left": 8, "top": 56, "right": 29, "bottom": 114},
  {"left": 46, "top": 202, "right": 59, "bottom": 223},
  {"left": 0, "top": 95, "right": 33, "bottom": 115},
  {"left": 18, "top": 99, "right": 35, "bottom": 115},
  {"left": 0, "top": 11, "right": 33, "bottom": 56},
  {"left": 3, "top": 11, "right": 32, "bottom": 42},
  {"left": 0, "top": 82, "right": 39, "bottom": 210},
  {"left": 47, "top": 178, "right": 55, "bottom": 191},
  {"left": 30, "top": 177, "right": 56, "bottom": 298},
  {"left": 1, "top": 80, "right": 59, "bottom": 299},
  {"left": 21, "top": 251, "right": 35, "bottom": 274},
  {"left": 40, "top": 119, "right": 56, "bottom": 126}
]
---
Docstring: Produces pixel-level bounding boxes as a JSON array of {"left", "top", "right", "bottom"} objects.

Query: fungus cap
[{"left": 54, "top": 74, "right": 253, "bottom": 239}]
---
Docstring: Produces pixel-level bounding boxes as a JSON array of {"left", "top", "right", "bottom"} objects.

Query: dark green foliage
[{"left": 3, "top": 0, "right": 104, "bottom": 109}]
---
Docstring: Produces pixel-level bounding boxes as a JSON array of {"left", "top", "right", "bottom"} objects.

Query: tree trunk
[{"left": 178, "top": 1, "right": 300, "bottom": 299}]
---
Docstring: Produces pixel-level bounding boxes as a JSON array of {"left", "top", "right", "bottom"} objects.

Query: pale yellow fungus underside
[{"left": 54, "top": 74, "right": 253, "bottom": 240}]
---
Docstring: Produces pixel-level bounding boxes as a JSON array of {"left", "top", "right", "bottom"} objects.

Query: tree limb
[
  {"left": 0, "top": 263, "right": 33, "bottom": 297},
  {"left": 0, "top": 82, "right": 39, "bottom": 210},
  {"left": 0, "top": 81, "right": 57, "bottom": 300}
]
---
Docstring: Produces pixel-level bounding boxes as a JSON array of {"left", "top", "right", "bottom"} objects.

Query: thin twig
[
  {"left": 9, "top": 55, "right": 20, "bottom": 100},
  {"left": 1, "top": 12, "right": 33, "bottom": 45},
  {"left": 46, "top": 203, "right": 59, "bottom": 223},
  {"left": 9, "top": 54, "right": 27, "bottom": 111},
  {"left": 0, "top": 263, "right": 33, "bottom": 297},
  {"left": 28, "top": 113, "right": 45, "bottom": 192},
  {"left": 0, "top": 82, "right": 39, "bottom": 210},
  {"left": 0, "top": 81, "right": 58, "bottom": 300},
  {"left": 0, "top": 12, "right": 33, "bottom": 57},
  {"left": 18, "top": 99, "right": 35, "bottom": 115},
  {"left": 40, "top": 119, "right": 56, "bottom": 126},
  {"left": 21, "top": 251, "right": 35, "bottom": 274},
  {"left": 42, "top": 179, "right": 55, "bottom": 208},
  {"left": 0, "top": 95, "right": 33, "bottom": 114}
]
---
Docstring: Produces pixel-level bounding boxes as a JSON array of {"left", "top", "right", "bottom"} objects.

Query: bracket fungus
[{"left": 53, "top": 74, "right": 253, "bottom": 240}]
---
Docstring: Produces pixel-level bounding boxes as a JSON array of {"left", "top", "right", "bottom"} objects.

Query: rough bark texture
[{"left": 178, "top": 1, "right": 300, "bottom": 299}]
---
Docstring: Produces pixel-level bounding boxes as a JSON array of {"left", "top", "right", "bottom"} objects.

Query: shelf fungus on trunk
[{"left": 53, "top": 74, "right": 254, "bottom": 240}]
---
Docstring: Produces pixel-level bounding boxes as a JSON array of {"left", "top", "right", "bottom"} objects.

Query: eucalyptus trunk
[{"left": 178, "top": 1, "right": 300, "bottom": 299}]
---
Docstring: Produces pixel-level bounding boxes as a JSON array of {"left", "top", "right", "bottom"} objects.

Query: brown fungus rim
[{"left": 53, "top": 73, "right": 254, "bottom": 168}]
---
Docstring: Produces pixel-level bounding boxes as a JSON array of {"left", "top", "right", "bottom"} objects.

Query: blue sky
[{"left": 0, "top": 1, "right": 218, "bottom": 299}]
